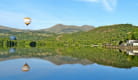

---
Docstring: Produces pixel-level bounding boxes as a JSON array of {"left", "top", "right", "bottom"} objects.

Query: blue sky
[{"left": 0, "top": 0, "right": 138, "bottom": 30}]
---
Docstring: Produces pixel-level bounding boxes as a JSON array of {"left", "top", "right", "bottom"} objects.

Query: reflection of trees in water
[
  {"left": 7, "top": 41, "right": 17, "bottom": 47},
  {"left": 55, "top": 48, "right": 63, "bottom": 55},
  {"left": 29, "top": 42, "right": 36, "bottom": 47},
  {"left": 0, "top": 48, "right": 56, "bottom": 58},
  {"left": 119, "top": 49, "right": 138, "bottom": 61},
  {"left": 58, "top": 48, "right": 138, "bottom": 68},
  {"left": 1, "top": 47, "right": 138, "bottom": 68}
]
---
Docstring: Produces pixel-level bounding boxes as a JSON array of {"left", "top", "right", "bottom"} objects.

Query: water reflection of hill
[
  {"left": 0, "top": 48, "right": 93, "bottom": 65},
  {"left": 1, "top": 47, "right": 138, "bottom": 68},
  {"left": 0, "top": 56, "right": 93, "bottom": 65}
]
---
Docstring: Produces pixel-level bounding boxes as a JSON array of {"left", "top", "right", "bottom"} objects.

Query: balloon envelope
[{"left": 24, "top": 17, "right": 31, "bottom": 26}]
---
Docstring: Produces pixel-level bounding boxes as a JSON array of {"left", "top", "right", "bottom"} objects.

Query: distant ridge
[
  {"left": 0, "top": 24, "right": 94, "bottom": 33},
  {"left": 39, "top": 24, "right": 94, "bottom": 33},
  {"left": 0, "top": 25, "right": 23, "bottom": 32}
]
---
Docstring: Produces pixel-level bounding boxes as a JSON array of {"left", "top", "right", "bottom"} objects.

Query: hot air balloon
[
  {"left": 24, "top": 17, "right": 31, "bottom": 26},
  {"left": 22, "top": 63, "right": 30, "bottom": 72}
]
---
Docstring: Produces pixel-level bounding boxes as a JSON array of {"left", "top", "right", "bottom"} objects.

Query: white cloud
[
  {"left": 102, "top": 0, "right": 117, "bottom": 11},
  {"left": 79, "top": 0, "right": 117, "bottom": 11}
]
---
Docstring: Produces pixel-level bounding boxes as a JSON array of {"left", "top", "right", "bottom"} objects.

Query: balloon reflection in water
[{"left": 22, "top": 63, "right": 30, "bottom": 72}]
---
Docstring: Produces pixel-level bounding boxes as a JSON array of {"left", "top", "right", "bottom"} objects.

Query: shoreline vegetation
[
  {"left": 0, "top": 24, "right": 138, "bottom": 48},
  {"left": 1, "top": 40, "right": 138, "bottom": 49}
]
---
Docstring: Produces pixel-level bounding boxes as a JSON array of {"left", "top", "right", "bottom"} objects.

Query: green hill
[
  {"left": 1, "top": 24, "right": 138, "bottom": 46},
  {"left": 61, "top": 24, "right": 138, "bottom": 45}
]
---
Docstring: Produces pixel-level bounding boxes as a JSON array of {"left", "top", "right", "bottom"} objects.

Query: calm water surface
[{"left": 0, "top": 48, "right": 138, "bottom": 80}]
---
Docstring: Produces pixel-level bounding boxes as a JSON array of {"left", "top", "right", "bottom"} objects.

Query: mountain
[
  {"left": 40, "top": 24, "right": 94, "bottom": 33},
  {"left": 0, "top": 24, "right": 94, "bottom": 34},
  {"left": 0, "top": 24, "right": 94, "bottom": 40}
]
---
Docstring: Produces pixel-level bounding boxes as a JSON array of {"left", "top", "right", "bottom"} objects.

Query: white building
[{"left": 127, "top": 40, "right": 138, "bottom": 46}]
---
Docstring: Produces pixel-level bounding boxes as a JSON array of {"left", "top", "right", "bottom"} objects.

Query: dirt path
[{"left": 56, "top": 35, "right": 63, "bottom": 41}]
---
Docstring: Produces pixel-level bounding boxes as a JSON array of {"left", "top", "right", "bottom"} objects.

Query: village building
[{"left": 127, "top": 40, "right": 138, "bottom": 46}]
